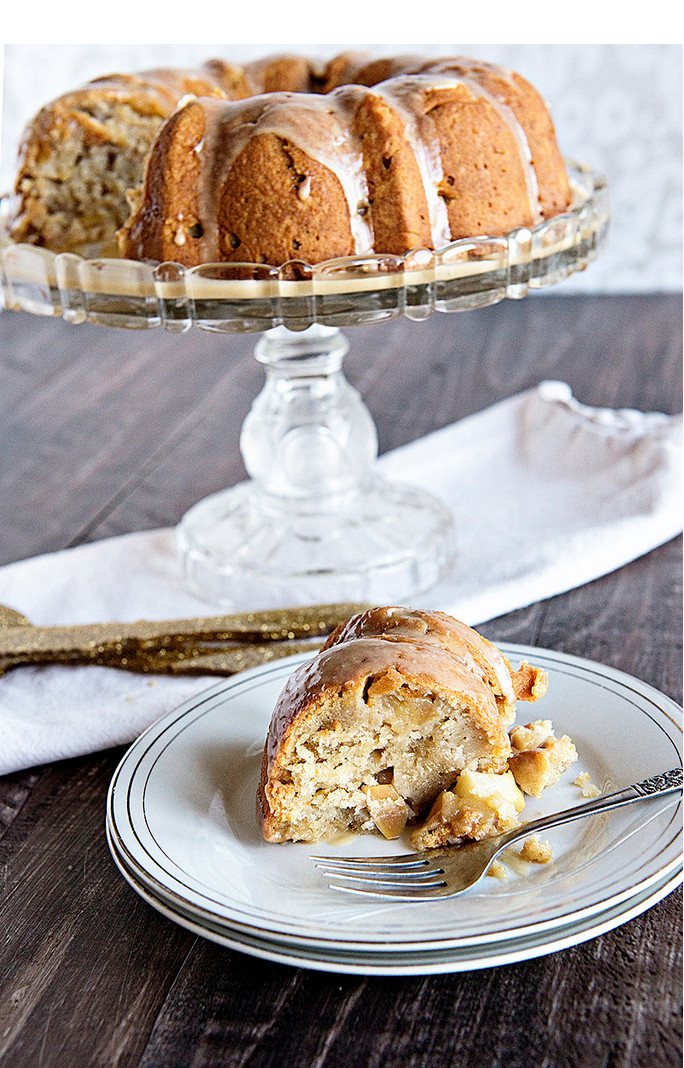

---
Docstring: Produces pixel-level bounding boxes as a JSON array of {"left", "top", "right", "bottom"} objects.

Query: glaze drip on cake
[{"left": 179, "top": 90, "right": 376, "bottom": 263}]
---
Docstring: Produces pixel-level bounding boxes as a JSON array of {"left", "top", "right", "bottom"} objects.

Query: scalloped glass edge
[{"left": 0, "top": 161, "right": 608, "bottom": 334}]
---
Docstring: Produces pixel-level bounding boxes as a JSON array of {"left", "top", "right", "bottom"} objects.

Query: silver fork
[{"left": 311, "top": 768, "right": 682, "bottom": 900}]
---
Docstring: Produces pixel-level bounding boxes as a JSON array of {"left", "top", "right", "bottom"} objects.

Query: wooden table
[{"left": 0, "top": 294, "right": 681, "bottom": 1068}]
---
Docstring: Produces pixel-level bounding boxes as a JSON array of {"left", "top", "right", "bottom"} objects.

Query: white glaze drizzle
[
  {"left": 170, "top": 59, "right": 545, "bottom": 262},
  {"left": 370, "top": 75, "right": 453, "bottom": 249},
  {"left": 192, "top": 90, "right": 374, "bottom": 260},
  {"left": 419, "top": 59, "right": 543, "bottom": 222}
]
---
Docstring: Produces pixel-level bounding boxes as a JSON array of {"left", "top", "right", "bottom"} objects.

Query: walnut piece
[
  {"left": 517, "top": 834, "right": 553, "bottom": 864},
  {"left": 574, "top": 771, "right": 601, "bottom": 798}
]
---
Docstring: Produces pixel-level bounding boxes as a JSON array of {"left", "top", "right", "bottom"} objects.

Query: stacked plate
[{"left": 106, "top": 645, "right": 682, "bottom": 975}]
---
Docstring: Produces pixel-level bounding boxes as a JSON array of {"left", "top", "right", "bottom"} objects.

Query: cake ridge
[{"left": 368, "top": 76, "right": 451, "bottom": 249}]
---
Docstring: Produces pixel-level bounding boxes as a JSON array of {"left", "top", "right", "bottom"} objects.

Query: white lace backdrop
[{"left": 1, "top": 43, "right": 681, "bottom": 294}]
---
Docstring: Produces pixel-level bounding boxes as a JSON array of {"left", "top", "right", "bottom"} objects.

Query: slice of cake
[{"left": 257, "top": 606, "right": 548, "bottom": 844}]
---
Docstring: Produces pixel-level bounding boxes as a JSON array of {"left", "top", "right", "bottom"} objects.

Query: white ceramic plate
[
  {"left": 107, "top": 645, "right": 682, "bottom": 961},
  {"left": 105, "top": 825, "right": 682, "bottom": 974}
]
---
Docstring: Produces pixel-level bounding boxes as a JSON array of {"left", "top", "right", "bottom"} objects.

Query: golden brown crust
[
  {"left": 256, "top": 743, "right": 272, "bottom": 832},
  {"left": 352, "top": 92, "right": 432, "bottom": 255},
  {"left": 216, "top": 133, "right": 354, "bottom": 265},
  {"left": 243, "top": 54, "right": 321, "bottom": 96},
  {"left": 320, "top": 51, "right": 372, "bottom": 92},
  {"left": 120, "top": 99, "right": 206, "bottom": 265},
  {"left": 407, "top": 59, "right": 571, "bottom": 221},
  {"left": 425, "top": 82, "right": 537, "bottom": 238},
  {"left": 508, "top": 71, "right": 571, "bottom": 218},
  {"left": 330, "top": 55, "right": 426, "bottom": 89}
]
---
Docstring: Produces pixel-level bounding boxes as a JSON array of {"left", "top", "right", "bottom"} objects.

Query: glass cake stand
[{"left": 0, "top": 162, "right": 608, "bottom": 608}]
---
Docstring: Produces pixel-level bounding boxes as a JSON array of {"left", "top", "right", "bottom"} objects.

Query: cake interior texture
[
  {"left": 8, "top": 67, "right": 235, "bottom": 254},
  {"left": 261, "top": 655, "right": 504, "bottom": 842},
  {"left": 13, "top": 100, "right": 163, "bottom": 253}
]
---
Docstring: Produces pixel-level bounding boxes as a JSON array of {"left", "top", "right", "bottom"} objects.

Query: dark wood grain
[{"left": 0, "top": 294, "right": 681, "bottom": 1068}]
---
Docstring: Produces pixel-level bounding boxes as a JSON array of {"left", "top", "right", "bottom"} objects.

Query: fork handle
[{"left": 504, "top": 767, "right": 682, "bottom": 848}]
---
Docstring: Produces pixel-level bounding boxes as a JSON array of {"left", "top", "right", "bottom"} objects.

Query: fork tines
[
  {"left": 310, "top": 853, "right": 435, "bottom": 871},
  {"left": 311, "top": 853, "right": 450, "bottom": 899}
]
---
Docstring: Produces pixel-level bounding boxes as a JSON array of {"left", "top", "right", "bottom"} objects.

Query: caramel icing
[
  {"left": 265, "top": 634, "right": 502, "bottom": 771},
  {"left": 189, "top": 91, "right": 374, "bottom": 261},
  {"left": 324, "top": 607, "right": 517, "bottom": 714}
]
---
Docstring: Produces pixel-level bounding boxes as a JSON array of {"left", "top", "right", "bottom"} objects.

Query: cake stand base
[
  {"left": 177, "top": 477, "right": 454, "bottom": 610},
  {"left": 176, "top": 323, "right": 455, "bottom": 609}
]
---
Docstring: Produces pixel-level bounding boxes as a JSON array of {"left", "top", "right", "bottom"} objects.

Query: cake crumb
[
  {"left": 508, "top": 720, "right": 577, "bottom": 798},
  {"left": 574, "top": 771, "right": 601, "bottom": 798},
  {"left": 518, "top": 834, "right": 553, "bottom": 864},
  {"left": 487, "top": 860, "right": 508, "bottom": 880}
]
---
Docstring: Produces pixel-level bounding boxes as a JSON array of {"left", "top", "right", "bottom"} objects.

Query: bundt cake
[
  {"left": 8, "top": 52, "right": 572, "bottom": 265},
  {"left": 257, "top": 606, "right": 554, "bottom": 845}
]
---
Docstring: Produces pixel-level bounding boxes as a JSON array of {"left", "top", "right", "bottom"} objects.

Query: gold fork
[{"left": 0, "top": 601, "right": 368, "bottom": 676}]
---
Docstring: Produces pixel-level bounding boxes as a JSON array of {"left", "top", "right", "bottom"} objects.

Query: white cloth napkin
[{"left": 0, "top": 380, "right": 681, "bottom": 776}]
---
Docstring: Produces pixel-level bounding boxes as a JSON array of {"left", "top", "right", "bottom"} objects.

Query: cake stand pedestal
[{"left": 176, "top": 323, "right": 454, "bottom": 607}]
